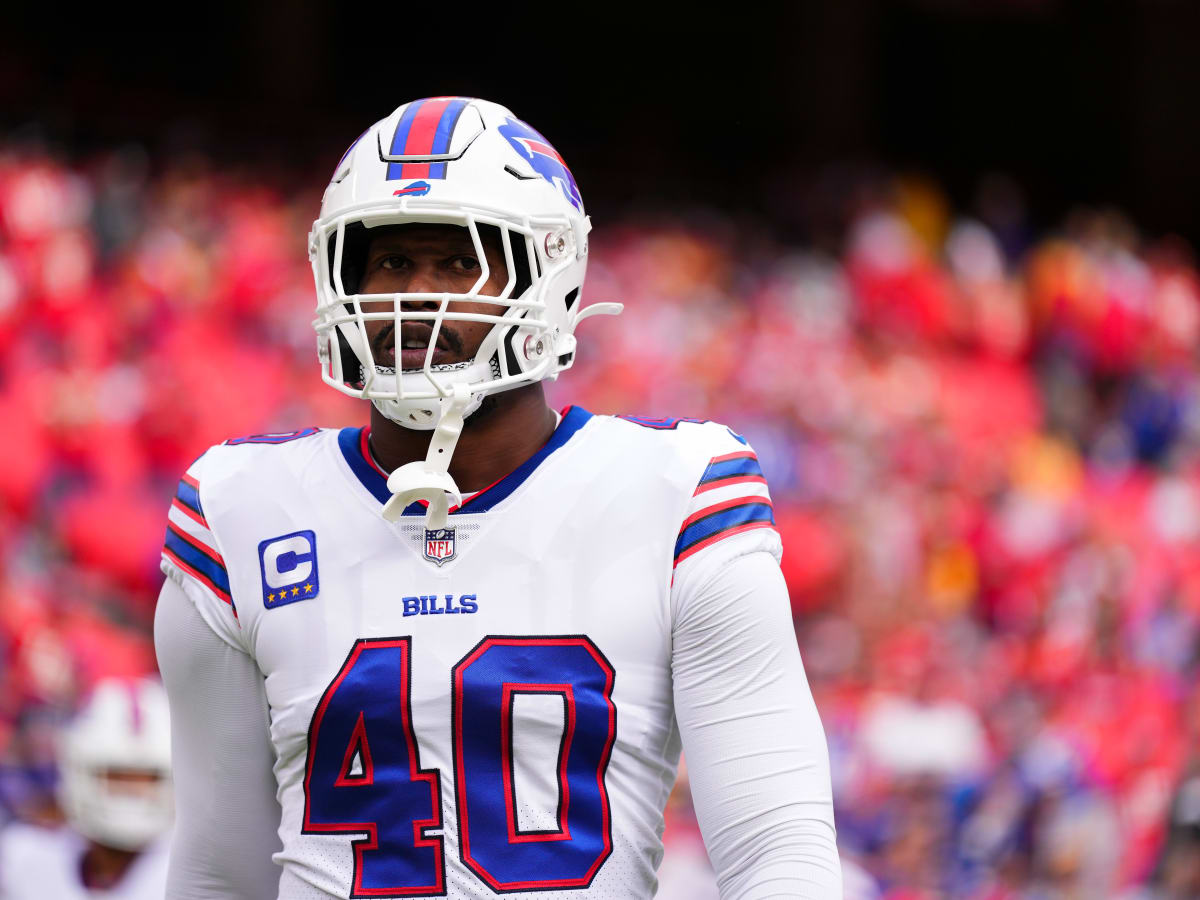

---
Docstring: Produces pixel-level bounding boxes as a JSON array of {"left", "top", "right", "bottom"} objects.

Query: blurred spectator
[{"left": 0, "top": 677, "right": 171, "bottom": 898}]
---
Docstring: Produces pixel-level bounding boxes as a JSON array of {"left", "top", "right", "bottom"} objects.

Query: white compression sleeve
[
  {"left": 671, "top": 549, "right": 842, "bottom": 899},
  {"left": 154, "top": 576, "right": 283, "bottom": 899}
]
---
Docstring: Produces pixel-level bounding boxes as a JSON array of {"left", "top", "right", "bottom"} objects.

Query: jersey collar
[{"left": 337, "top": 406, "right": 593, "bottom": 515}]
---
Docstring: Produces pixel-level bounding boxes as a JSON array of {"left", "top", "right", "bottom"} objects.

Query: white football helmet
[
  {"left": 310, "top": 96, "right": 620, "bottom": 430},
  {"left": 57, "top": 677, "right": 173, "bottom": 851}
]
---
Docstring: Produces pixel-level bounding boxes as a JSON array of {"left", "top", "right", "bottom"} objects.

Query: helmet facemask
[{"left": 313, "top": 205, "right": 569, "bottom": 431}]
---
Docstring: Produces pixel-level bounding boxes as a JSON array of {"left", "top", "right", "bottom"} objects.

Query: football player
[
  {"left": 155, "top": 97, "right": 841, "bottom": 898},
  {"left": 0, "top": 678, "right": 172, "bottom": 898}
]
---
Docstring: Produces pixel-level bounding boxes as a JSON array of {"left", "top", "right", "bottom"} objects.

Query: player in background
[
  {"left": 0, "top": 677, "right": 172, "bottom": 899},
  {"left": 156, "top": 97, "right": 841, "bottom": 898}
]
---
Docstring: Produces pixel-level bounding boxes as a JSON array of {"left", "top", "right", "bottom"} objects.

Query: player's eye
[
  {"left": 449, "top": 255, "right": 481, "bottom": 274},
  {"left": 377, "top": 254, "right": 410, "bottom": 270}
]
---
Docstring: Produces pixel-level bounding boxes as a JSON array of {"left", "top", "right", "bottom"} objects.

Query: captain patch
[{"left": 259, "top": 530, "right": 320, "bottom": 609}]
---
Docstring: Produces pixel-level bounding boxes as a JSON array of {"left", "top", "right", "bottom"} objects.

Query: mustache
[{"left": 374, "top": 321, "right": 463, "bottom": 358}]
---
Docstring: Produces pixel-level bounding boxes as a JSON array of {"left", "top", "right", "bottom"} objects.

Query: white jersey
[
  {"left": 160, "top": 408, "right": 804, "bottom": 898},
  {"left": 0, "top": 824, "right": 168, "bottom": 899}
]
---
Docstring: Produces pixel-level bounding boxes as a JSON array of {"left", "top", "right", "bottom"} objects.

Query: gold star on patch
[
  {"left": 267, "top": 593, "right": 275, "bottom": 603},
  {"left": 292, "top": 587, "right": 300, "bottom": 597},
  {"left": 304, "top": 583, "right": 313, "bottom": 593}
]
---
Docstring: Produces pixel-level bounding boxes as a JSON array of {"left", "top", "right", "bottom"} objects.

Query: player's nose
[{"left": 401, "top": 263, "right": 452, "bottom": 303}]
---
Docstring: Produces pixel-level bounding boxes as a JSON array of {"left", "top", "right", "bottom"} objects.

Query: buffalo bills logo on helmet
[
  {"left": 497, "top": 117, "right": 582, "bottom": 211},
  {"left": 393, "top": 181, "right": 431, "bottom": 197}
]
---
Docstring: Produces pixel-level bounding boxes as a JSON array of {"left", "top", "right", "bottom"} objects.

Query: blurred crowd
[{"left": 0, "top": 145, "right": 1198, "bottom": 898}]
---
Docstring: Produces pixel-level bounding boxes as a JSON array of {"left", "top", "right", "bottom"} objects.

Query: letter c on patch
[{"left": 263, "top": 536, "right": 313, "bottom": 588}]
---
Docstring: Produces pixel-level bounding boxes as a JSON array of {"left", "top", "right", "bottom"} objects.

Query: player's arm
[
  {"left": 154, "top": 574, "right": 283, "bottom": 899},
  {"left": 670, "top": 439, "right": 841, "bottom": 900}
]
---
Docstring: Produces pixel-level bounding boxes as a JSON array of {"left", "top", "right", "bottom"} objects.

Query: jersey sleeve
[
  {"left": 160, "top": 451, "right": 243, "bottom": 651},
  {"left": 672, "top": 427, "right": 782, "bottom": 574},
  {"left": 670, "top": 548, "right": 841, "bottom": 898},
  {"left": 154, "top": 577, "right": 283, "bottom": 899}
]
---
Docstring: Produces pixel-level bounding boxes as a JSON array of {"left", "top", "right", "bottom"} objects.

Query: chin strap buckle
[{"left": 380, "top": 384, "right": 472, "bottom": 528}]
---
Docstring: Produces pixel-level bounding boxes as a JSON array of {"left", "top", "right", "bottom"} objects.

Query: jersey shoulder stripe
[
  {"left": 162, "top": 467, "right": 236, "bottom": 617},
  {"left": 175, "top": 473, "right": 205, "bottom": 517},
  {"left": 674, "top": 496, "right": 775, "bottom": 566},
  {"left": 674, "top": 436, "right": 779, "bottom": 569},
  {"left": 163, "top": 522, "right": 234, "bottom": 610},
  {"left": 693, "top": 451, "right": 767, "bottom": 494}
]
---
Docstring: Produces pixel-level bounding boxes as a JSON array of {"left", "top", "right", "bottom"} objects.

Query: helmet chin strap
[
  {"left": 369, "top": 366, "right": 486, "bottom": 431},
  {"left": 380, "top": 383, "right": 473, "bottom": 528}
]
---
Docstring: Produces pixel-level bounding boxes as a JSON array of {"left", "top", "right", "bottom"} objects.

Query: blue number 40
[{"left": 303, "top": 636, "right": 617, "bottom": 897}]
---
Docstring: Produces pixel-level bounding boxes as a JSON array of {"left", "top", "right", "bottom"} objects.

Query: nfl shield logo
[{"left": 423, "top": 527, "right": 456, "bottom": 566}]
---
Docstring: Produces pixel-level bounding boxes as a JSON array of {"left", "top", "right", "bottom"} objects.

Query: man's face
[{"left": 359, "top": 224, "right": 510, "bottom": 372}]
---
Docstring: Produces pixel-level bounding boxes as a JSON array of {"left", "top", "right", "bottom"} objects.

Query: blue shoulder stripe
[
  {"left": 674, "top": 501, "right": 775, "bottom": 561},
  {"left": 164, "top": 527, "right": 231, "bottom": 596},
  {"left": 698, "top": 455, "right": 764, "bottom": 486},
  {"left": 175, "top": 477, "right": 204, "bottom": 517}
]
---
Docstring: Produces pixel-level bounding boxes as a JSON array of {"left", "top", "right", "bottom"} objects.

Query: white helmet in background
[
  {"left": 310, "top": 96, "right": 619, "bottom": 430},
  {"left": 57, "top": 677, "right": 173, "bottom": 851}
]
